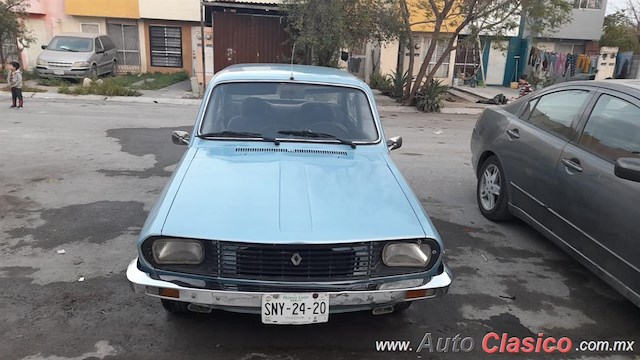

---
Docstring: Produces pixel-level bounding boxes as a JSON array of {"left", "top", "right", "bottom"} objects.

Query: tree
[
  {"left": 0, "top": 0, "right": 34, "bottom": 68},
  {"left": 600, "top": 11, "right": 640, "bottom": 53},
  {"left": 402, "top": 0, "right": 573, "bottom": 104},
  {"left": 282, "top": 0, "right": 403, "bottom": 67}
]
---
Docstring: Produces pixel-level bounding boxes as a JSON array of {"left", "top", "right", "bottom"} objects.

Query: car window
[
  {"left": 520, "top": 98, "right": 539, "bottom": 120},
  {"left": 100, "top": 36, "right": 115, "bottom": 50},
  {"left": 579, "top": 94, "right": 640, "bottom": 162},
  {"left": 47, "top": 36, "right": 93, "bottom": 52},
  {"left": 201, "top": 82, "right": 378, "bottom": 142},
  {"left": 95, "top": 38, "right": 104, "bottom": 53},
  {"left": 528, "top": 90, "right": 590, "bottom": 139}
]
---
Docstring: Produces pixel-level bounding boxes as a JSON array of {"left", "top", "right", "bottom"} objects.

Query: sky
[{"left": 606, "top": 0, "right": 628, "bottom": 14}]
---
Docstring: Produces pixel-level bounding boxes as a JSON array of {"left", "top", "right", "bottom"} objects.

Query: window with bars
[
  {"left": 573, "top": 0, "right": 601, "bottom": 9},
  {"left": 149, "top": 25, "right": 182, "bottom": 68},
  {"left": 426, "top": 39, "right": 450, "bottom": 78}
]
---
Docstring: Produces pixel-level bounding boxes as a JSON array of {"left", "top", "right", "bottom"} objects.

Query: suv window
[
  {"left": 579, "top": 94, "right": 640, "bottom": 162},
  {"left": 100, "top": 36, "right": 115, "bottom": 50},
  {"left": 95, "top": 38, "right": 104, "bottom": 53},
  {"left": 528, "top": 90, "right": 590, "bottom": 139}
]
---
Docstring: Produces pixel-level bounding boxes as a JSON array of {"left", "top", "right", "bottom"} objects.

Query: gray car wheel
[
  {"left": 90, "top": 65, "right": 98, "bottom": 79},
  {"left": 477, "top": 156, "right": 511, "bottom": 221}
]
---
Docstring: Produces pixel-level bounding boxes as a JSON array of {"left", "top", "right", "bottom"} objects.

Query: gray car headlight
[
  {"left": 36, "top": 58, "right": 48, "bottom": 66},
  {"left": 72, "top": 61, "right": 90, "bottom": 68},
  {"left": 152, "top": 239, "right": 204, "bottom": 265},
  {"left": 382, "top": 243, "right": 432, "bottom": 267}
]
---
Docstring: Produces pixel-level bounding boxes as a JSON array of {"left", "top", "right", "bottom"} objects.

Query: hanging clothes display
[{"left": 616, "top": 52, "right": 633, "bottom": 78}]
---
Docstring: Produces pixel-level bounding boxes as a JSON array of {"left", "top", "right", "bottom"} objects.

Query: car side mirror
[
  {"left": 172, "top": 131, "right": 190, "bottom": 145},
  {"left": 41, "top": 45, "right": 47, "bottom": 50},
  {"left": 387, "top": 136, "right": 403, "bottom": 151},
  {"left": 614, "top": 157, "right": 640, "bottom": 182}
]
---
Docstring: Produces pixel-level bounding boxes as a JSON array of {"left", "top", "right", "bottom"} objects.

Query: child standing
[{"left": 7, "top": 61, "right": 23, "bottom": 109}]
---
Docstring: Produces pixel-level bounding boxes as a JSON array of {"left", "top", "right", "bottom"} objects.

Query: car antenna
[{"left": 290, "top": 43, "right": 296, "bottom": 80}]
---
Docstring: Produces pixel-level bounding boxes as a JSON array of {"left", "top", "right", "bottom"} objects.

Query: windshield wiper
[
  {"left": 278, "top": 130, "right": 356, "bottom": 149},
  {"left": 199, "top": 131, "right": 280, "bottom": 145},
  {"left": 59, "top": 48, "right": 79, "bottom": 52}
]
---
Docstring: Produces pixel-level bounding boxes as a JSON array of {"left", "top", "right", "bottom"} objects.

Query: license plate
[
  {"left": 53, "top": 70, "right": 64, "bottom": 75},
  {"left": 261, "top": 293, "right": 329, "bottom": 325}
]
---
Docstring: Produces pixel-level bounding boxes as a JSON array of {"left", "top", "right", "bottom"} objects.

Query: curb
[{"left": 0, "top": 91, "right": 201, "bottom": 106}]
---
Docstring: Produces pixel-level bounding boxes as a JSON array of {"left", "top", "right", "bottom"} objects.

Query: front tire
[
  {"left": 477, "top": 156, "right": 512, "bottom": 221},
  {"left": 393, "top": 301, "right": 412, "bottom": 313},
  {"left": 90, "top": 65, "right": 98, "bottom": 79},
  {"left": 110, "top": 61, "right": 117, "bottom": 76},
  {"left": 161, "top": 299, "right": 189, "bottom": 314}
]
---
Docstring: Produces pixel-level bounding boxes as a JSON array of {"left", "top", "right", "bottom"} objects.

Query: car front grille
[
  {"left": 218, "top": 242, "right": 374, "bottom": 281},
  {"left": 144, "top": 239, "right": 437, "bottom": 283},
  {"left": 48, "top": 61, "right": 73, "bottom": 68}
]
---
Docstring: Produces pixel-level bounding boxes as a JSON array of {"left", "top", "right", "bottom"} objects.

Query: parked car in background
[
  {"left": 471, "top": 80, "right": 640, "bottom": 307},
  {"left": 126, "top": 64, "right": 452, "bottom": 324},
  {"left": 35, "top": 33, "right": 118, "bottom": 79}
]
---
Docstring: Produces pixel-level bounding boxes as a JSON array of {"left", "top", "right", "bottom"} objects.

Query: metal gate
[
  {"left": 1, "top": 34, "right": 19, "bottom": 64},
  {"left": 454, "top": 41, "right": 481, "bottom": 79},
  {"left": 106, "top": 19, "right": 141, "bottom": 73},
  {"left": 212, "top": 12, "right": 290, "bottom": 72}
]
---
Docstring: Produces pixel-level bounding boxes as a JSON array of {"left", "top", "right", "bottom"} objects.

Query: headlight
[
  {"left": 72, "top": 61, "right": 90, "bottom": 68},
  {"left": 152, "top": 239, "right": 204, "bottom": 265},
  {"left": 36, "top": 58, "right": 47, "bottom": 66},
  {"left": 383, "top": 243, "right": 432, "bottom": 267}
]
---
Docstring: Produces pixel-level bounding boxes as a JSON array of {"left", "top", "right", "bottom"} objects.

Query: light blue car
[{"left": 126, "top": 64, "right": 452, "bottom": 324}]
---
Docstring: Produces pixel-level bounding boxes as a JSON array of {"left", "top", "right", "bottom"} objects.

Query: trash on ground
[
  {"left": 78, "top": 277, "right": 85, "bottom": 282},
  {"left": 434, "top": 130, "right": 443, "bottom": 135},
  {"left": 56, "top": 249, "right": 66, "bottom": 254}
]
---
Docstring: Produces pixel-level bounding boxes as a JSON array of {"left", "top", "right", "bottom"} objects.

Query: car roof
[
  {"left": 550, "top": 79, "right": 640, "bottom": 99},
  {"left": 212, "top": 64, "right": 366, "bottom": 88},
  {"left": 52, "top": 32, "right": 105, "bottom": 39}
]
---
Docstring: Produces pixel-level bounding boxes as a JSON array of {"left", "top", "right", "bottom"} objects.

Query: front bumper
[
  {"left": 35, "top": 67, "right": 91, "bottom": 78},
  {"left": 126, "top": 258, "right": 452, "bottom": 314}
]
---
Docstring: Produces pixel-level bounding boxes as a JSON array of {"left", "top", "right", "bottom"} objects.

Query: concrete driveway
[{"left": 0, "top": 99, "right": 638, "bottom": 359}]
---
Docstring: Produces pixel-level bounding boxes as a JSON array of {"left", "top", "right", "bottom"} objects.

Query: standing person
[
  {"left": 7, "top": 61, "right": 23, "bottom": 109},
  {"left": 518, "top": 74, "right": 533, "bottom": 98}
]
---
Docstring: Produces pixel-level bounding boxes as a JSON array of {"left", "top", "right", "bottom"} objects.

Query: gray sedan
[{"left": 470, "top": 80, "right": 640, "bottom": 307}]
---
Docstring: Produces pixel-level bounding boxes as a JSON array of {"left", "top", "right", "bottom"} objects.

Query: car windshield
[
  {"left": 47, "top": 37, "right": 93, "bottom": 52},
  {"left": 200, "top": 82, "right": 379, "bottom": 143}
]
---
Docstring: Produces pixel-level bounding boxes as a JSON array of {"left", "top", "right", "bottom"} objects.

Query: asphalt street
[{"left": 0, "top": 99, "right": 638, "bottom": 360}]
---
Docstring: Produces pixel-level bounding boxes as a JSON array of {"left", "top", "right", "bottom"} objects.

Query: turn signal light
[{"left": 159, "top": 288, "right": 180, "bottom": 298}]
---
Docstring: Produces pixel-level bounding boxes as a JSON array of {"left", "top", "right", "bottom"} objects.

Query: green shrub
[
  {"left": 369, "top": 72, "right": 391, "bottom": 90},
  {"left": 415, "top": 79, "right": 449, "bottom": 113},
  {"left": 382, "top": 71, "right": 408, "bottom": 100},
  {"left": 58, "top": 79, "right": 141, "bottom": 96}
]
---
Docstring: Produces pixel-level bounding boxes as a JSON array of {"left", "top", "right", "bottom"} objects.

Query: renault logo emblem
[{"left": 291, "top": 253, "right": 302, "bottom": 266}]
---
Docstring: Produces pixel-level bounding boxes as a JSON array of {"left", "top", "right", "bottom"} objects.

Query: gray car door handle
[
  {"left": 507, "top": 129, "right": 520, "bottom": 139},
  {"left": 561, "top": 158, "right": 583, "bottom": 172}
]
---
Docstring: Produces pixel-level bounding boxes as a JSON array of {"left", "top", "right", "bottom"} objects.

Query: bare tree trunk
[
  {"left": 407, "top": 26, "right": 441, "bottom": 104},
  {"left": 399, "top": 0, "right": 414, "bottom": 102}
]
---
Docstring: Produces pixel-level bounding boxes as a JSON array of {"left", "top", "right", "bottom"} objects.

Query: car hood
[
  {"left": 38, "top": 49, "right": 91, "bottom": 62},
  {"left": 162, "top": 148, "right": 426, "bottom": 243}
]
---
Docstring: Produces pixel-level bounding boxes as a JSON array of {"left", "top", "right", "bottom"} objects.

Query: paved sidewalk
[
  {"left": 0, "top": 90, "right": 201, "bottom": 106},
  {"left": 453, "top": 84, "right": 519, "bottom": 100}
]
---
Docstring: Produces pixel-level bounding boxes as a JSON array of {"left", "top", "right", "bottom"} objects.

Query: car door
[
  {"left": 101, "top": 36, "right": 117, "bottom": 65},
  {"left": 550, "top": 90, "right": 640, "bottom": 299},
  {"left": 94, "top": 37, "right": 107, "bottom": 74},
  {"left": 500, "top": 88, "right": 593, "bottom": 224}
]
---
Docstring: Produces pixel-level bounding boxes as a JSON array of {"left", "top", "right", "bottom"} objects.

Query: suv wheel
[
  {"left": 90, "top": 65, "right": 98, "bottom": 79},
  {"left": 161, "top": 299, "right": 189, "bottom": 314},
  {"left": 110, "top": 61, "right": 117, "bottom": 76},
  {"left": 477, "top": 156, "right": 512, "bottom": 221}
]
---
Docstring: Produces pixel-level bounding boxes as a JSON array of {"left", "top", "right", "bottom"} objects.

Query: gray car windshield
[
  {"left": 201, "top": 82, "right": 378, "bottom": 142},
  {"left": 47, "top": 37, "right": 93, "bottom": 52}
]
